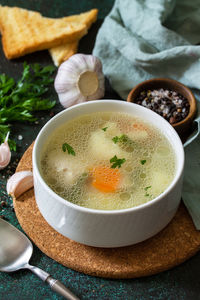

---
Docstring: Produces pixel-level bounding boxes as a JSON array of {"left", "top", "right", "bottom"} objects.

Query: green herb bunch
[{"left": 0, "top": 62, "right": 56, "bottom": 150}]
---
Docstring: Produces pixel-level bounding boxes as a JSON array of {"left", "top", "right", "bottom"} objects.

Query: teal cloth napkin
[
  {"left": 93, "top": 0, "right": 200, "bottom": 100},
  {"left": 183, "top": 99, "right": 200, "bottom": 229},
  {"left": 93, "top": 0, "right": 200, "bottom": 229}
]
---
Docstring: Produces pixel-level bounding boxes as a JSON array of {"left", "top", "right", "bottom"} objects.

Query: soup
[{"left": 40, "top": 112, "right": 176, "bottom": 210}]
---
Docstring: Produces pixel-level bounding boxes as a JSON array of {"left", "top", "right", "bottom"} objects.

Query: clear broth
[{"left": 41, "top": 112, "right": 176, "bottom": 210}]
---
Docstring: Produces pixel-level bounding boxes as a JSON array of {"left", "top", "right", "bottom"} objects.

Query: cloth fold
[
  {"left": 93, "top": 0, "right": 200, "bottom": 229},
  {"left": 182, "top": 100, "right": 200, "bottom": 229},
  {"left": 93, "top": 0, "right": 200, "bottom": 99}
]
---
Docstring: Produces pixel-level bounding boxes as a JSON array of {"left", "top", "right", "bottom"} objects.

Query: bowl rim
[
  {"left": 33, "top": 99, "right": 185, "bottom": 215},
  {"left": 126, "top": 77, "right": 197, "bottom": 129}
]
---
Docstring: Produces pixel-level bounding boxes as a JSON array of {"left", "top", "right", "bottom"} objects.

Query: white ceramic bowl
[{"left": 33, "top": 100, "right": 184, "bottom": 248}]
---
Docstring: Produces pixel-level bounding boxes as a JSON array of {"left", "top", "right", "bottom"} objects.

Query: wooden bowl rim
[{"left": 126, "top": 78, "right": 197, "bottom": 129}]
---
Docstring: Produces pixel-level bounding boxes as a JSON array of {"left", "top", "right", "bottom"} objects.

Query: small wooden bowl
[{"left": 127, "top": 78, "right": 197, "bottom": 137}]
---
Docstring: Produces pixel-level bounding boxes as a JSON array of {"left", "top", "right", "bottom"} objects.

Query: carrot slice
[{"left": 90, "top": 166, "right": 121, "bottom": 193}]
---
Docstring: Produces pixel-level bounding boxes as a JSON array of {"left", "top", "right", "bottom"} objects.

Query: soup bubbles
[{"left": 41, "top": 112, "right": 175, "bottom": 210}]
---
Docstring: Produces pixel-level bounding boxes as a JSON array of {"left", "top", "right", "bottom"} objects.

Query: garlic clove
[
  {"left": 54, "top": 53, "right": 105, "bottom": 108},
  {"left": 71, "top": 53, "right": 88, "bottom": 72},
  {"left": 7, "top": 171, "right": 34, "bottom": 199},
  {"left": 0, "top": 132, "right": 11, "bottom": 170},
  {"left": 58, "top": 87, "right": 85, "bottom": 107}
]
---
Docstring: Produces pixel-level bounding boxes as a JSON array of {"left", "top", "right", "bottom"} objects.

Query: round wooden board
[{"left": 13, "top": 143, "right": 200, "bottom": 279}]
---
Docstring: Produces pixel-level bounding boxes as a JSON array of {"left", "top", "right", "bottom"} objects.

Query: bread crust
[
  {"left": 0, "top": 5, "right": 87, "bottom": 59},
  {"left": 49, "top": 9, "right": 98, "bottom": 66}
]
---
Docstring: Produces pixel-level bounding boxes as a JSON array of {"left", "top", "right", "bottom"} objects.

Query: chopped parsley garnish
[
  {"left": 112, "top": 134, "right": 129, "bottom": 144},
  {"left": 102, "top": 127, "right": 108, "bottom": 131},
  {"left": 112, "top": 134, "right": 135, "bottom": 152},
  {"left": 144, "top": 186, "right": 151, "bottom": 191},
  {"left": 144, "top": 186, "right": 151, "bottom": 197},
  {"left": 119, "top": 134, "right": 129, "bottom": 143},
  {"left": 112, "top": 136, "right": 119, "bottom": 143},
  {"left": 140, "top": 160, "right": 146, "bottom": 165},
  {"left": 110, "top": 155, "right": 126, "bottom": 168},
  {"left": 62, "top": 143, "right": 76, "bottom": 156}
]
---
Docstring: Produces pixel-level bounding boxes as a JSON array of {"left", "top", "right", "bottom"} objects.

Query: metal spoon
[{"left": 0, "top": 218, "right": 79, "bottom": 300}]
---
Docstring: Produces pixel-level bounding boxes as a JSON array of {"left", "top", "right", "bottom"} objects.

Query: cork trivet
[{"left": 13, "top": 143, "right": 200, "bottom": 279}]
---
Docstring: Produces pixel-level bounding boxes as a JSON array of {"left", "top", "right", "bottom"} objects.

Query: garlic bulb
[
  {"left": 7, "top": 171, "right": 34, "bottom": 199},
  {"left": 0, "top": 132, "right": 11, "bottom": 170},
  {"left": 54, "top": 53, "right": 105, "bottom": 108}
]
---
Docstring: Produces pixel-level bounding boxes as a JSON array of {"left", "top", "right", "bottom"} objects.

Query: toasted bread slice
[
  {"left": 0, "top": 5, "right": 87, "bottom": 59},
  {"left": 49, "top": 41, "right": 78, "bottom": 66},
  {"left": 49, "top": 9, "right": 98, "bottom": 66}
]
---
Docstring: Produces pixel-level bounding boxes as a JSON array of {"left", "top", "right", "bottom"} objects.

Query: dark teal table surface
[{"left": 0, "top": 1, "right": 200, "bottom": 299}]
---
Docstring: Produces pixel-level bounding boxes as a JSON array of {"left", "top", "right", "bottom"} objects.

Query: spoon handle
[
  {"left": 46, "top": 276, "right": 80, "bottom": 300},
  {"left": 27, "top": 264, "right": 79, "bottom": 300}
]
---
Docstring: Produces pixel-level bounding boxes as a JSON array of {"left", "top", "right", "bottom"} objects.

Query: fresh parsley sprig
[
  {"left": 112, "top": 134, "right": 127, "bottom": 144},
  {"left": 110, "top": 155, "right": 126, "bottom": 168},
  {"left": 0, "top": 63, "right": 56, "bottom": 150},
  {"left": 62, "top": 143, "right": 76, "bottom": 156},
  {"left": 112, "top": 136, "right": 120, "bottom": 143},
  {"left": 112, "top": 134, "right": 136, "bottom": 153}
]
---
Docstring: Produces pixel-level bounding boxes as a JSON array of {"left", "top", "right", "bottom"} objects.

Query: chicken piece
[
  {"left": 88, "top": 129, "right": 128, "bottom": 161},
  {"left": 46, "top": 149, "right": 85, "bottom": 185}
]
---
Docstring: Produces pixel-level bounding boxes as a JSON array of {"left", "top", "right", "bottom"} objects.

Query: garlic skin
[
  {"left": 7, "top": 171, "right": 34, "bottom": 199},
  {"left": 54, "top": 53, "right": 105, "bottom": 108},
  {"left": 0, "top": 132, "right": 11, "bottom": 170}
]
